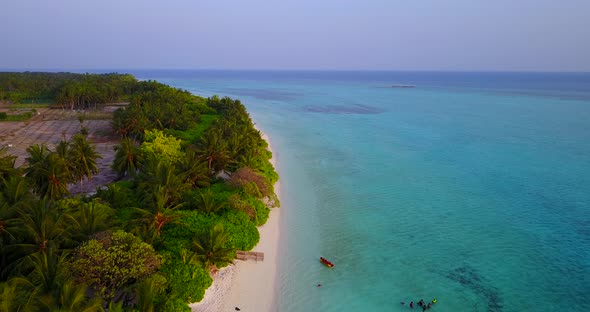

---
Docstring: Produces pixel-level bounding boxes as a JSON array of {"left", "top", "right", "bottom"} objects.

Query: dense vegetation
[
  {"left": 0, "top": 72, "right": 278, "bottom": 311},
  {"left": 0, "top": 72, "right": 135, "bottom": 108}
]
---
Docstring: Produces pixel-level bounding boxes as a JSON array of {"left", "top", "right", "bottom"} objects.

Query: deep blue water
[{"left": 131, "top": 70, "right": 590, "bottom": 312}]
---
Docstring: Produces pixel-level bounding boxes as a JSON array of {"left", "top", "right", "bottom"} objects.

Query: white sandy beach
[{"left": 190, "top": 129, "right": 281, "bottom": 312}]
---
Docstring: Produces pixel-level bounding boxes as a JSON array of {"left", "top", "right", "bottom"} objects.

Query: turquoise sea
[{"left": 133, "top": 71, "right": 590, "bottom": 312}]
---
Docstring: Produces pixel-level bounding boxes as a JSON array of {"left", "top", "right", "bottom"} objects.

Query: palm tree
[
  {"left": 68, "top": 134, "right": 102, "bottom": 190},
  {"left": 0, "top": 176, "right": 32, "bottom": 276},
  {"left": 175, "top": 147, "right": 210, "bottom": 188},
  {"left": 71, "top": 201, "right": 115, "bottom": 240},
  {"left": 0, "top": 201, "right": 20, "bottom": 280},
  {"left": 16, "top": 199, "right": 73, "bottom": 255},
  {"left": 237, "top": 153, "right": 260, "bottom": 169},
  {"left": 95, "top": 183, "right": 131, "bottom": 210},
  {"left": 0, "top": 278, "right": 31, "bottom": 312},
  {"left": 42, "top": 279, "right": 103, "bottom": 312},
  {"left": 55, "top": 140, "right": 69, "bottom": 160},
  {"left": 106, "top": 301, "right": 125, "bottom": 312},
  {"left": 196, "top": 129, "right": 230, "bottom": 175},
  {"left": 112, "top": 138, "right": 142, "bottom": 178},
  {"left": 191, "top": 223, "right": 234, "bottom": 270},
  {"left": 24, "top": 143, "right": 51, "bottom": 191},
  {"left": 54, "top": 139, "right": 74, "bottom": 182},
  {"left": 0, "top": 175, "right": 33, "bottom": 209},
  {"left": 226, "top": 132, "right": 246, "bottom": 171},
  {"left": 129, "top": 186, "right": 183, "bottom": 242},
  {"left": 195, "top": 189, "right": 226, "bottom": 214},
  {"left": 25, "top": 145, "right": 71, "bottom": 200},
  {"left": 26, "top": 248, "right": 68, "bottom": 296},
  {"left": 137, "top": 158, "right": 187, "bottom": 206},
  {"left": 132, "top": 277, "right": 165, "bottom": 312},
  {"left": 1, "top": 249, "right": 68, "bottom": 310},
  {"left": 5, "top": 249, "right": 102, "bottom": 312},
  {"left": 0, "top": 147, "right": 18, "bottom": 181},
  {"left": 44, "top": 153, "right": 72, "bottom": 200},
  {"left": 0, "top": 200, "right": 18, "bottom": 245}
]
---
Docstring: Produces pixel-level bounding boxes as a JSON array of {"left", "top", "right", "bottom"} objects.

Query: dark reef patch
[
  {"left": 446, "top": 265, "right": 504, "bottom": 312},
  {"left": 217, "top": 88, "right": 301, "bottom": 101},
  {"left": 303, "top": 104, "right": 384, "bottom": 115}
]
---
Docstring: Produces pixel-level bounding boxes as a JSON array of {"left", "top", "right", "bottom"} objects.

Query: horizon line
[{"left": 2, "top": 68, "right": 590, "bottom": 74}]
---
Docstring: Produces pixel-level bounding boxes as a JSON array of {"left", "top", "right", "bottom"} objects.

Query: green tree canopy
[
  {"left": 140, "top": 129, "right": 183, "bottom": 165},
  {"left": 70, "top": 230, "right": 160, "bottom": 301}
]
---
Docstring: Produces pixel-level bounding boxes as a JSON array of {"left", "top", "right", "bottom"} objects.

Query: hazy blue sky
[{"left": 1, "top": 0, "right": 589, "bottom": 71}]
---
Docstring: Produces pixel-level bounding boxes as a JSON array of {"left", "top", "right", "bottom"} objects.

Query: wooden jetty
[{"left": 236, "top": 250, "right": 264, "bottom": 261}]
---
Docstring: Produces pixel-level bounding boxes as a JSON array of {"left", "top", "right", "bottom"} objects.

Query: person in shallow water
[
  {"left": 410, "top": 301, "right": 414, "bottom": 308},
  {"left": 418, "top": 299, "right": 425, "bottom": 307}
]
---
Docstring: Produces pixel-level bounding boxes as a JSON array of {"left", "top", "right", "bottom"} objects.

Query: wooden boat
[{"left": 320, "top": 257, "right": 334, "bottom": 268}]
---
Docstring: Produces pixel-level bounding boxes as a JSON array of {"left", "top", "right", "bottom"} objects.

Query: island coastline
[{"left": 190, "top": 127, "right": 281, "bottom": 312}]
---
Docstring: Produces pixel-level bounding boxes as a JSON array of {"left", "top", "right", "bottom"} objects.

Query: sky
[{"left": 0, "top": 0, "right": 589, "bottom": 71}]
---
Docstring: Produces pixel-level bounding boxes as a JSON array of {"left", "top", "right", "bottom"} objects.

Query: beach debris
[{"left": 236, "top": 250, "right": 264, "bottom": 261}]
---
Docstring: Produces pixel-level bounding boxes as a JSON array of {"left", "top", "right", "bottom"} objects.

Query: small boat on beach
[{"left": 320, "top": 257, "right": 334, "bottom": 268}]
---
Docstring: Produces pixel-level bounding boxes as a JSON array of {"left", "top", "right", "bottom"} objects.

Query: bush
[
  {"left": 140, "top": 129, "right": 183, "bottom": 165},
  {"left": 160, "top": 209, "right": 259, "bottom": 253},
  {"left": 160, "top": 210, "right": 218, "bottom": 255},
  {"left": 0, "top": 112, "right": 7, "bottom": 120},
  {"left": 160, "top": 259, "right": 212, "bottom": 303},
  {"left": 245, "top": 194, "right": 271, "bottom": 226},
  {"left": 228, "top": 193, "right": 256, "bottom": 220},
  {"left": 160, "top": 298, "right": 191, "bottom": 312},
  {"left": 220, "top": 209, "right": 260, "bottom": 250},
  {"left": 94, "top": 181, "right": 140, "bottom": 211},
  {"left": 256, "top": 154, "right": 279, "bottom": 185},
  {"left": 227, "top": 167, "right": 271, "bottom": 198},
  {"left": 70, "top": 230, "right": 161, "bottom": 301}
]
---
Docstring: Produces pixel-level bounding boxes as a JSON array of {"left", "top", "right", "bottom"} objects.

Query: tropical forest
[{"left": 0, "top": 72, "right": 279, "bottom": 311}]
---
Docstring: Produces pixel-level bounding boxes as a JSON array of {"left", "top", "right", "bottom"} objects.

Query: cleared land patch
[{"left": 0, "top": 106, "right": 121, "bottom": 195}]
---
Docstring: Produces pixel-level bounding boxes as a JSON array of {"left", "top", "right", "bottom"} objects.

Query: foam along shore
[{"left": 190, "top": 128, "right": 281, "bottom": 312}]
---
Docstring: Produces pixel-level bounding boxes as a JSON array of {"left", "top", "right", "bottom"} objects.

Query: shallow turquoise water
[{"left": 136, "top": 71, "right": 590, "bottom": 312}]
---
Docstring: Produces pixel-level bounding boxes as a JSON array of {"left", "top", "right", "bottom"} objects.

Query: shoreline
[{"left": 190, "top": 127, "right": 281, "bottom": 312}]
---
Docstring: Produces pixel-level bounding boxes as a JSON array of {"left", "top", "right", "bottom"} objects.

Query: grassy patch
[
  {"left": 84, "top": 111, "right": 113, "bottom": 120},
  {"left": 168, "top": 114, "right": 220, "bottom": 143},
  {"left": 0, "top": 111, "right": 34, "bottom": 121},
  {"left": 8, "top": 103, "right": 52, "bottom": 108}
]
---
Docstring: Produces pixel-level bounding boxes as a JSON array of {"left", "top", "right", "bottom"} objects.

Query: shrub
[
  {"left": 220, "top": 209, "right": 260, "bottom": 250},
  {"left": 160, "top": 259, "right": 212, "bottom": 303},
  {"left": 160, "top": 298, "right": 191, "bottom": 312},
  {"left": 228, "top": 193, "right": 256, "bottom": 220},
  {"left": 140, "top": 129, "right": 183, "bottom": 165},
  {"left": 227, "top": 167, "right": 271, "bottom": 198},
  {"left": 70, "top": 230, "right": 160, "bottom": 301}
]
